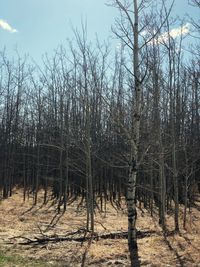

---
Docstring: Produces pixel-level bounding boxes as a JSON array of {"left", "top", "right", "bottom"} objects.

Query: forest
[{"left": 0, "top": 0, "right": 200, "bottom": 266}]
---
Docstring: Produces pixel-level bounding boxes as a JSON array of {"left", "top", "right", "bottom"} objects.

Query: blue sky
[
  {"left": 0, "top": 0, "right": 199, "bottom": 64},
  {"left": 0, "top": 0, "right": 117, "bottom": 62}
]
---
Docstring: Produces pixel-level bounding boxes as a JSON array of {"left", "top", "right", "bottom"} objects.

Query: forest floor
[{"left": 0, "top": 189, "right": 200, "bottom": 267}]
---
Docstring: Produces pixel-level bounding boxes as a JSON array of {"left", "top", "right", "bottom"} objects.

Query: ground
[{"left": 0, "top": 189, "right": 200, "bottom": 267}]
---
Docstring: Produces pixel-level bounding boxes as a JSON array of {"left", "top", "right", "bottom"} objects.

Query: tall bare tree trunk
[{"left": 127, "top": 1, "right": 141, "bottom": 265}]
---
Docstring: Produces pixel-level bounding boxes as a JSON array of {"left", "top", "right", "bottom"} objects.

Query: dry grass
[{"left": 0, "top": 189, "right": 200, "bottom": 266}]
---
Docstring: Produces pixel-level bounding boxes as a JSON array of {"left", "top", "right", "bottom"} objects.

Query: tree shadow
[
  {"left": 44, "top": 211, "right": 65, "bottom": 231},
  {"left": 179, "top": 232, "right": 200, "bottom": 252},
  {"left": 20, "top": 205, "right": 34, "bottom": 216},
  {"left": 20, "top": 203, "right": 48, "bottom": 216},
  {"left": 163, "top": 233, "right": 195, "bottom": 267},
  {"left": 164, "top": 236, "right": 184, "bottom": 266}
]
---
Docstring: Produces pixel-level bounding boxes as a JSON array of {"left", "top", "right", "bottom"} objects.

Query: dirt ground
[{"left": 0, "top": 189, "right": 200, "bottom": 267}]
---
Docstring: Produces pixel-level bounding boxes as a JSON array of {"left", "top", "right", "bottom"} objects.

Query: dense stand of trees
[{"left": 0, "top": 0, "right": 200, "bottom": 266}]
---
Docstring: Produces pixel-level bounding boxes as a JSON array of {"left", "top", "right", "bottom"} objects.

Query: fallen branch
[{"left": 12, "top": 230, "right": 157, "bottom": 246}]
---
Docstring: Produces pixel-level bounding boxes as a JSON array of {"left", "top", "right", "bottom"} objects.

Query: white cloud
[
  {"left": 0, "top": 19, "right": 18, "bottom": 33},
  {"left": 150, "top": 23, "right": 190, "bottom": 45}
]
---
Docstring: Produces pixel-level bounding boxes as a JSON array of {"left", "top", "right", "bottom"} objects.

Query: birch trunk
[{"left": 127, "top": 0, "right": 141, "bottom": 265}]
